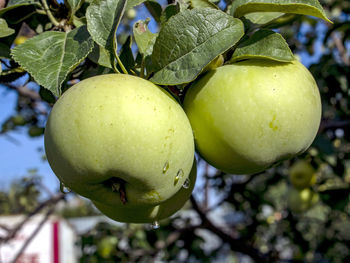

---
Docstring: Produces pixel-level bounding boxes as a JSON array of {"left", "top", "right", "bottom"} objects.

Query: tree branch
[
  {"left": 332, "top": 33, "right": 350, "bottom": 66},
  {"left": 11, "top": 207, "right": 54, "bottom": 263},
  {"left": 190, "top": 195, "right": 278, "bottom": 263},
  {"left": 6, "top": 84, "right": 41, "bottom": 101},
  {"left": 0, "top": 193, "right": 65, "bottom": 243}
]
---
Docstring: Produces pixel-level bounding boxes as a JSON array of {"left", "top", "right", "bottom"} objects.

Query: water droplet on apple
[
  {"left": 151, "top": 221, "right": 160, "bottom": 230},
  {"left": 177, "top": 169, "right": 184, "bottom": 178},
  {"left": 174, "top": 175, "right": 179, "bottom": 185},
  {"left": 174, "top": 169, "right": 184, "bottom": 186},
  {"left": 162, "top": 161, "right": 169, "bottom": 174},
  {"left": 182, "top": 178, "right": 190, "bottom": 189},
  {"left": 60, "top": 182, "right": 71, "bottom": 194}
]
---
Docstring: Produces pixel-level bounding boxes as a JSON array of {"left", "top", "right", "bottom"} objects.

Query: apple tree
[{"left": 1, "top": 0, "right": 350, "bottom": 262}]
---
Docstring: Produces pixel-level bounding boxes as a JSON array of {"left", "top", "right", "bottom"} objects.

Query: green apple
[
  {"left": 287, "top": 187, "right": 319, "bottom": 213},
  {"left": 126, "top": 8, "right": 137, "bottom": 20},
  {"left": 14, "top": 35, "right": 28, "bottom": 45},
  {"left": 289, "top": 160, "right": 317, "bottom": 189},
  {"left": 28, "top": 126, "right": 44, "bottom": 137},
  {"left": 44, "top": 74, "right": 195, "bottom": 217},
  {"left": 12, "top": 115, "right": 26, "bottom": 126},
  {"left": 93, "top": 161, "right": 196, "bottom": 223},
  {"left": 97, "top": 236, "right": 118, "bottom": 259},
  {"left": 184, "top": 59, "right": 321, "bottom": 174}
]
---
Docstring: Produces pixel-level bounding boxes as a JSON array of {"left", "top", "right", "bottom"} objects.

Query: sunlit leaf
[
  {"left": 230, "top": 29, "right": 294, "bottom": 63},
  {"left": 0, "top": 18, "right": 15, "bottom": 38},
  {"left": 133, "top": 19, "right": 158, "bottom": 57},
  {"left": 86, "top": 0, "right": 127, "bottom": 56},
  {"left": 150, "top": 8, "right": 244, "bottom": 85},
  {"left": 231, "top": 0, "right": 332, "bottom": 23},
  {"left": 11, "top": 26, "right": 94, "bottom": 96}
]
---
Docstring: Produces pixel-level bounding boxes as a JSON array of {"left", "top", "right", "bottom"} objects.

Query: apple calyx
[{"left": 106, "top": 178, "right": 128, "bottom": 205}]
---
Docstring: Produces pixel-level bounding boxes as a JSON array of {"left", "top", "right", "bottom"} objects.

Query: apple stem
[
  {"left": 119, "top": 185, "right": 127, "bottom": 205},
  {"left": 111, "top": 179, "right": 127, "bottom": 205}
]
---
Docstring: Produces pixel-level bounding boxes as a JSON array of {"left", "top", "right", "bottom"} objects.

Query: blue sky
[{"left": 0, "top": 89, "right": 60, "bottom": 192}]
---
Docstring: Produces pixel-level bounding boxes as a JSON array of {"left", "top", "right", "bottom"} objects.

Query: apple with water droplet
[
  {"left": 184, "top": 59, "right": 321, "bottom": 174},
  {"left": 93, "top": 161, "right": 196, "bottom": 223},
  {"left": 45, "top": 74, "right": 195, "bottom": 223}
]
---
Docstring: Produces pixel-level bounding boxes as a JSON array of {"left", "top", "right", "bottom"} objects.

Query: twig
[
  {"left": 318, "top": 119, "right": 350, "bottom": 134},
  {"left": 0, "top": 224, "right": 10, "bottom": 232},
  {"left": 40, "top": 0, "right": 60, "bottom": 27},
  {"left": 5, "top": 84, "right": 41, "bottom": 101},
  {"left": 190, "top": 195, "right": 277, "bottom": 263},
  {"left": 131, "top": 225, "right": 198, "bottom": 260},
  {"left": 0, "top": 68, "right": 25, "bottom": 76},
  {"left": 332, "top": 33, "right": 350, "bottom": 66},
  {"left": 0, "top": 134, "right": 21, "bottom": 145},
  {"left": 204, "top": 163, "right": 210, "bottom": 210},
  {"left": 112, "top": 26, "right": 128, "bottom": 74},
  {"left": 0, "top": 193, "right": 65, "bottom": 243},
  {"left": 115, "top": 53, "right": 128, "bottom": 75},
  {"left": 11, "top": 207, "right": 54, "bottom": 263}
]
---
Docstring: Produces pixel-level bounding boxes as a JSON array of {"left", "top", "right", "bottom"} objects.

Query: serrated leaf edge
[
  {"left": 150, "top": 14, "right": 244, "bottom": 85},
  {"left": 11, "top": 30, "right": 94, "bottom": 96},
  {"left": 230, "top": 30, "right": 294, "bottom": 63}
]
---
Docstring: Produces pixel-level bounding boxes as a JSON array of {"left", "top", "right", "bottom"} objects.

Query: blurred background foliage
[{"left": 1, "top": 0, "right": 350, "bottom": 262}]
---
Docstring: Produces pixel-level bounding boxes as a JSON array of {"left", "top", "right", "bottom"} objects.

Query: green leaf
[
  {"left": 0, "top": 42, "right": 11, "bottom": 58},
  {"left": 88, "top": 43, "right": 114, "bottom": 68},
  {"left": 230, "top": 0, "right": 332, "bottom": 23},
  {"left": 244, "top": 12, "right": 285, "bottom": 25},
  {"left": 126, "top": 0, "right": 146, "bottom": 9},
  {"left": 133, "top": 19, "right": 158, "bottom": 57},
  {"left": 0, "top": 69, "right": 26, "bottom": 83},
  {"left": 150, "top": 8, "right": 244, "bottom": 85},
  {"left": 0, "top": 0, "right": 40, "bottom": 16},
  {"left": 160, "top": 4, "right": 179, "bottom": 25},
  {"left": 67, "top": 0, "right": 84, "bottom": 17},
  {"left": 11, "top": 26, "right": 94, "bottom": 96},
  {"left": 79, "top": 64, "right": 113, "bottom": 80},
  {"left": 187, "top": 0, "right": 218, "bottom": 9},
  {"left": 144, "top": 1, "right": 162, "bottom": 23},
  {"left": 230, "top": 29, "right": 294, "bottom": 63},
  {"left": 262, "top": 13, "right": 299, "bottom": 28},
  {"left": 118, "top": 36, "right": 135, "bottom": 74},
  {"left": 7, "top": 0, "right": 37, "bottom": 6},
  {"left": 86, "top": 0, "right": 127, "bottom": 62},
  {"left": 39, "top": 86, "right": 56, "bottom": 104},
  {"left": 0, "top": 18, "right": 15, "bottom": 38},
  {"left": 73, "top": 16, "right": 87, "bottom": 28}
]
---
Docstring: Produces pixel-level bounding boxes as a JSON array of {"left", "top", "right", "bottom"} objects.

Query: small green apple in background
[
  {"left": 28, "top": 126, "right": 44, "bottom": 137},
  {"left": 184, "top": 59, "right": 321, "bottom": 175},
  {"left": 289, "top": 160, "right": 317, "bottom": 189},
  {"left": 287, "top": 187, "right": 319, "bottom": 214},
  {"left": 14, "top": 35, "right": 28, "bottom": 45},
  {"left": 125, "top": 8, "right": 137, "bottom": 20},
  {"left": 93, "top": 161, "right": 196, "bottom": 223},
  {"left": 11, "top": 115, "right": 26, "bottom": 126},
  {"left": 97, "top": 236, "right": 118, "bottom": 259},
  {"left": 44, "top": 74, "right": 195, "bottom": 223}
]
